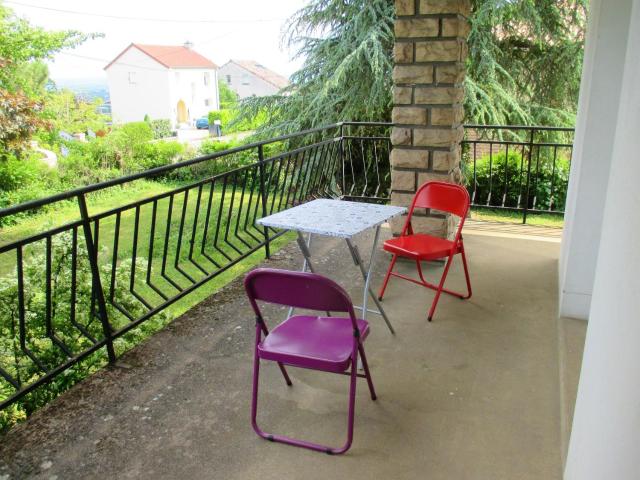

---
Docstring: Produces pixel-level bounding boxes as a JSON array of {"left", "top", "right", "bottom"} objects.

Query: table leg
[
  {"left": 289, "top": 232, "right": 331, "bottom": 318},
  {"left": 287, "top": 232, "right": 313, "bottom": 319},
  {"left": 345, "top": 226, "right": 396, "bottom": 335}
]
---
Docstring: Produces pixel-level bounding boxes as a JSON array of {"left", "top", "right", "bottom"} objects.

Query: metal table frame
[
  {"left": 257, "top": 199, "right": 406, "bottom": 335},
  {"left": 292, "top": 226, "right": 395, "bottom": 334}
]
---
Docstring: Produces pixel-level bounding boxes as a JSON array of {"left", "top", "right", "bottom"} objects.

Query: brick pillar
[{"left": 391, "top": 0, "right": 471, "bottom": 237}]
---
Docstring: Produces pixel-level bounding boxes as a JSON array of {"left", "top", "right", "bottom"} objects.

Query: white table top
[{"left": 257, "top": 199, "right": 407, "bottom": 238}]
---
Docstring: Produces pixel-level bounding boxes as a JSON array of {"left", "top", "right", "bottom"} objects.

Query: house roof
[
  {"left": 104, "top": 43, "right": 217, "bottom": 70},
  {"left": 226, "top": 60, "right": 289, "bottom": 89}
]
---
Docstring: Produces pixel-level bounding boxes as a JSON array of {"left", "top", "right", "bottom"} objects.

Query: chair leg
[
  {"left": 259, "top": 323, "right": 292, "bottom": 386},
  {"left": 358, "top": 343, "right": 377, "bottom": 401},
  {"left": 250, "top": 353, "right": 360, "bottom": 455},
  {"left": 460, "top": 244, "right": 472, "bottom": 299},
  {"left": 251, "top": 349, "right": 264, "bottom": 438},
  {"left": 427, "top": 254, "right": 455, "bottom": 322},
  {"left": 378, "top": 254, "right": 398, "bottom": 301}
]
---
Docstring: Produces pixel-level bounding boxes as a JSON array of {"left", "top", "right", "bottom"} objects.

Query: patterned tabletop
[{"left": 257, "top": 199, "right": 407, "bottom": 238}]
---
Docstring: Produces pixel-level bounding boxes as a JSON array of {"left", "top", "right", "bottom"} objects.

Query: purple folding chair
[{"left": 244, "top": 268, "right": 377, "bottom": 455}]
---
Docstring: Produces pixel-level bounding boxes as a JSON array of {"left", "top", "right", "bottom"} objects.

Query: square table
[{"left": 257, "top": 199, "right": 407, "bottom": 334}]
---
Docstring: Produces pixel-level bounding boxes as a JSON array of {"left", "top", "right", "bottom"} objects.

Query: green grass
[{"left": 470, "top": 207, "right": 564, "bottom": 228}]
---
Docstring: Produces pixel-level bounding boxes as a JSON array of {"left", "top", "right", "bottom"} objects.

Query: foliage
[
  {"left": 236, "top": 0, "right": 585, "bottom": 135},
  {"left": 56, "top": 126, "right": 186, "bottom": 186},
  {"left": 218, "top": 79, "right": 238, "bottom": 109},
  {"left": 208, "top": 109, "right": 231, "bottom": 124},
  {"left": 0, "top": 88, "right": 48, "bottom": 153},
  {"left": 236, "top": 0, "right": 395, "bottom": 137},
  {"left": 208, "top": 108, "right": 266, "bottom": 134},
  {"left": 0, "top": 4, "right": 97, "bottom": 153},
  {"left": 0, "top": 5, "right": 92, "bottom": 92},
  {"left": 465, "top": 0, "right": 587, "bottom": 125},
  {"left": 0, "top": 153, "right": 56, "bottom": 220},
  {"left": 146, "top": 118, "right": 173, "bottom": 139},
  {"left": 0, "top": 231, "right": 165, "bottom": 431},
  {"left": 43, "top": 88, "right": 109, "bottom": 134},
  {"left": 464, "top": 150, "right": 570, "bottom": 210}
]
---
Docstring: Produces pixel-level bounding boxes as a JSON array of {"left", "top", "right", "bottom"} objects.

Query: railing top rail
[
  {"left": 0, "top": 123, "right": 345, "bottom": 220},
  {"left": 463, "top": 124, "right": 575, "bottom": 132},
  {"left": 0, "top": 121, "right": 574, "bottom": 220},
  {"left": 341, "top": 121, "right": 393, "bottom": 127}
]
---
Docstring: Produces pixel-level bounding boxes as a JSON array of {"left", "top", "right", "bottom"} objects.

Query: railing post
[
  {"left": 522, "top": 127, "right": 535, "bottom": 224},
  {"left": 339, "top": 123, "right": 346, "bottom": 195},
  {"left": 258, "top": 145, "right": 271, "bottom": 259},
  {"left": 77, "top": 194, "right": 116, "bottom": 363}
]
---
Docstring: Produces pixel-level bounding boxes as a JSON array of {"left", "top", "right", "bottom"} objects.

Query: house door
[{"left": 176, "top": 100, "right": 187, "bottom": 123}]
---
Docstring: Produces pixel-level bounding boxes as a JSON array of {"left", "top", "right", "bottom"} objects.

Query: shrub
[
  {"left": 0, "top": 154, "right": 57, "bottom": 224},
  {"left": 133, "top": 141, "right": 185, "bottom": 170},
  {"left": 0, "top": 231, "right": 166, "bottom": 431},
  {"left": 147, "top": 119, "right": 172, "bottom": 140},
  {"left": 464, "top": 150, "right": 570, "bottom": 211},
  {"left": 166, "top": 138, "right": 256, "bottom": 181},
  {"left": 208, "top": 109, "right": 267, "bottom": 134}
]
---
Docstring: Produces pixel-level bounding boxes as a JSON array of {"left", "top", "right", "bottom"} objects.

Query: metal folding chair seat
[
  {"left": 378, "top": 181, "right": 472, "bottom": 321},
  {"left": 244, "top": 268, "right": 377, "bottom": 455}
]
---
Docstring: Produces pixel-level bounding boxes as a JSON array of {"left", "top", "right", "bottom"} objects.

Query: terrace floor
[{"left": 0, "top": 225, "right": 585, "bottom": 480}]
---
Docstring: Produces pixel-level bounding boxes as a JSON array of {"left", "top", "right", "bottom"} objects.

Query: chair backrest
[
  {"left": 411, "top": 181, "right": 470, "bottom": 218},
  {"left": 244, "top": 268, "right": 357, "bottom": 322}
]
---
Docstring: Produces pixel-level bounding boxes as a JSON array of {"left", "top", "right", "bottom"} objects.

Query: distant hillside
[{"left": 53, "top": 78, "right": 110, "bottom": 103}]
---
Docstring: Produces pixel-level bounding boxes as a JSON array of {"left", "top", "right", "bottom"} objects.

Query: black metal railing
[
  {"left": 462, "top": 125, "right": 575, "bottom": 223},
  {"left": 0, "top": 122, "right": 389, "bottom": 412},
  {"left": 0, "top": 121, "right": 574, "bottom": 412}
]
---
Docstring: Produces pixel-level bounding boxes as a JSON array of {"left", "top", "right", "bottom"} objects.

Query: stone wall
[{"left": 391, "top": 0, "right": 471, "bottom": 237}]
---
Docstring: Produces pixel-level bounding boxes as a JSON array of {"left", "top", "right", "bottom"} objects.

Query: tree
[
  {"left": 218, "top": 79, "right": 238, "bottom": 109},
  {"left": 466, "top": 0, "right": 587, "bottom": 126},
  {"left": 236, "top": 0, "right": 395, "bottom": 137},
  {"left": 237, "top": 0, "right": 587, "bottom": 136},
  {"left": 44, "top": 88, "right": 109, "bottom": 134},
  {"left": 0, "top": 4, "right": 95, "bottom": 154}
]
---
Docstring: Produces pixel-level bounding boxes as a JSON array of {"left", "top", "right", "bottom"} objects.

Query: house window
[
  {"left": 204, "top": 72, "right": 210, "bottom": 86},
  {"left": 241, "top": 73, "right": 250, "bottom": 85},
  {"left": 128, "top": 72, "right": 136, "bottom": 85},
  {"left": 226, "top": 74, "right": 231, "bottom": 84},
  {"left": 204, "top": 98, "right": 211, "bottom": 107}
]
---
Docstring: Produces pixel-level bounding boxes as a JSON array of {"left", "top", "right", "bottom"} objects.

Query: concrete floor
[{"left": 0, "top": 227, "right": 583, "bottom": 479}]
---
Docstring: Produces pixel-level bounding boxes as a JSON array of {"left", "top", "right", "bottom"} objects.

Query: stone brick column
[{"left": 391, "top": 0, "right": 471, "bottom": 237}]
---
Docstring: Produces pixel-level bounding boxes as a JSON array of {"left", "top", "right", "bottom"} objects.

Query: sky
[{"left": 4, "top": 0, "right": 309, "bottom": 82}]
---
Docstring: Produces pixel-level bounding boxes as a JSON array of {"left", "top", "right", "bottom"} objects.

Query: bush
[
  {"left": 166, "top": 138, "right": 256, "bottom": 181},
  {"left": 0, "top": 231, "right": 167, "bottom": 431},
  {"left": 133, "top": 141, "right": 185, "bottom": 170},
  {"left": 147, "top": 119, "right": 173, "bottom": 140},
  {"left": 208, "top": 109, "right": 267, "bottom": 134},
  {"left": 0, "top": 154, "right": 57, "bottom": 224},
  {"left": 464, "top": 150, "right": 570, "bottom": 210}
]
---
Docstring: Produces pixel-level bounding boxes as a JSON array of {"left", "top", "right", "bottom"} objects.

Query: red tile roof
[
  {"left": 230, "top": 60, "right": 289, "bottom": 89},
  {"left": 105, "top": 43, "right": 217, "bottom": 70}
]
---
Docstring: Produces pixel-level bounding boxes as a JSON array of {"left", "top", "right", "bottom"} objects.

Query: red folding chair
[
  {"left": 244, "top": 268, "right": 377, "bottom": 455},
  {"left": 378, "top": 181, "right": 472, "bottom": 321}
]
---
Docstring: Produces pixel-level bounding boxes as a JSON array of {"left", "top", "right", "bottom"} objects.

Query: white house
[
  {"left": 105, "top": 43, "right": 219, "bottom": 128},
  {"left": 218, "top": 60, "right": 289, "bottom": 99}
]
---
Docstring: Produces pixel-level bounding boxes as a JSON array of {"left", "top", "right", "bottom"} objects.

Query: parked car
[{"left": 195, "top": 117, "right": 209, "bottom": 129}]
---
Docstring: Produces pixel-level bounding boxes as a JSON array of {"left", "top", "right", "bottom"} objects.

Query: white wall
[
  {"left": 168, "top": 67, "right": 219, "bottom": 125},
  {"left": 564, "top": 1, "right": 640, "bottom": 477},
  {"left": 558, "top": 0, "right": 633, "bottom": 319},
  {"left": 106, "top": 47, "right": 171, "bottom": 125},
  {"left": 107, "top": 46, "right": 219, "bottom": 128},
  {"left": 218, "top": 62, "right": 280, "bottom": 99}
]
